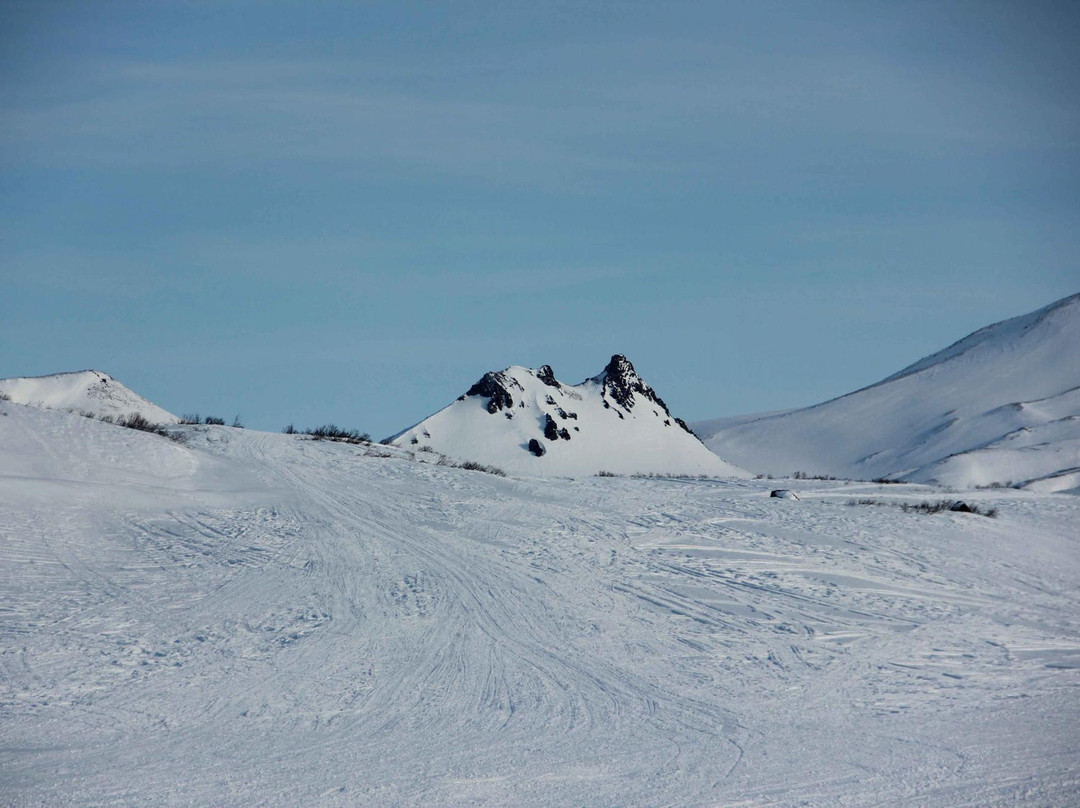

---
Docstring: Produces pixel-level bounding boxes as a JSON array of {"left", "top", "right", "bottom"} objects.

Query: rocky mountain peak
[
  {"left": 388, "top": 354, "right": 737, "bottom": 475},
  {"left": 460, "top": 370, "right": 524, "bottom": 414},
  {"left": 593, "top": 355, "right": 696, "bottom": 437},
  {"left": 598, "top": 355, "right": 658, "bottom": 410},
  {"left": 536, "top": 365, "right": 560, "bottom": 388}
]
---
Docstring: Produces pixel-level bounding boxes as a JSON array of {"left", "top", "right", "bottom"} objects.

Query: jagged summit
[
  {"left": 587, "top": 354, "right": 694, "bottom": 435},
  {"left": 0, "top": 370, "right": 178, "bottom": 424},
  {"left": 390, "top": 357, "right": 746, "bottom": 478}
]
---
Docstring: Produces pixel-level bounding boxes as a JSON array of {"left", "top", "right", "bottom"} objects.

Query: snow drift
[
  {"left": 389, "top": 355, "right": 747, "bottom": 478},
  {"left": 695, "top": 293, "right": 1080, "bottom": 489}
]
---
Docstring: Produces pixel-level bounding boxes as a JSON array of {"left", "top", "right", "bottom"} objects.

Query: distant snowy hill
[
  {"left": 0, "top": 370, "right": 178, "bottom": 424},
  {"left": 390, "top": 355, "right": 747, "bottom": 478},
  {"left": 695, "top": 293, "right": 1080, "bottom": 491}
]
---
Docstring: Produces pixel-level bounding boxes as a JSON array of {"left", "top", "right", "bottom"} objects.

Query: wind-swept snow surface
[
  {"left": 696, "top": 293, "right": 1080, "bottom": 488},
  {"left": 2, "top": 400, "right": 1079, "bottom": 806},
  {"left": 0, "top": 369, "right": 178, "bottom": 424},
  {"left": 390, "top": 355, "right": 746, "bottom": 478}
]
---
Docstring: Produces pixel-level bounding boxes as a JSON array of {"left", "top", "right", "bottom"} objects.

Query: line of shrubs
[
  {"left": 281, "top": 424, "right": 506, "bottom": 476},
  {"left": 284, "top": 424, "right": 372, "bottom": 444},
  {"left": 180, "top": 414, "right": 241, "bottom": 427},
  {"left": 82, "top": 412, "right": 188, "bottom": 444},
  {"left": 847, "top": 498, "right": 997, "bottom": 518},
  {"left": 596, "top": 471, "right": 712, "bottom": 479}
]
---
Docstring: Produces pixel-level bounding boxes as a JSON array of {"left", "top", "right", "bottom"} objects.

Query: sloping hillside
[
  {"left": 0, "top": 370, "right": 178, "bottom": 424},
  {"left": 696, "top": 293, "right": 1080, "bottom": 489}
]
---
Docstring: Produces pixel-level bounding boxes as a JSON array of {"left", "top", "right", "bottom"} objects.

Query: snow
[
  {"left": 695, "top": 293, "right": 1080, "bottom": 488},
  {"left": 0, "top": 369, "right": 178, "bottom": 424},
  {"left": 390, "top": 358, "right": 747, "bottom": 478},
  {"left": 3, "top": 398, "right": 1079, "bottom": 806}
]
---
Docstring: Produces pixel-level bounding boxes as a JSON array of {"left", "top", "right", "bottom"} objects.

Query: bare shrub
[
  {"left": 793, "top": 470, "right": 837, "bottom": 480},
  {"left": 458, "top": 460, "right": 507, "bottom": 477},
  {"left": 847, "top": 498, "right": 997, "bottom": 518},
  {"left": 112, "top": 412, "right": 186, "bottom": 445},
  {"left": 305, "top": 425, "right": 371, "bottom": 443}
]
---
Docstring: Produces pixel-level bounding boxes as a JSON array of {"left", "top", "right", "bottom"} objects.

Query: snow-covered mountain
[
  {"left": 390, "top": 355, "right": 747, "bottom": 478},
  {"left": 0, "top": 370, "right": 178, "bottom": 424},
  {"left": 695, "top": 293, "right": 1080, "bottom": 491}
]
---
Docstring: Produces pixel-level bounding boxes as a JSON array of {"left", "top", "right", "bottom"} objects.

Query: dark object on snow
[
  {"left": 543, "top": 413, "right": 572, "bottom": 441},
  {"left": 536, "top": 365, "right": 560, "bottom": 388},
  {"left": 528, "top": 438, "right": 546, "bottom": 457},
  {"left": 949, "top": 501, "right": 973, "bottom": 513},
  {"left": 597, "top": 354, "right": 697, "bottom": 437},
  {"left": 544, "top": 413, "right": 560, "bottom": 441},
  {"left": 462, "top": 370, "right": 524, "bottom": 413},
  {"left": 770, "top": 489, "right": 800, "bottom": 500}
]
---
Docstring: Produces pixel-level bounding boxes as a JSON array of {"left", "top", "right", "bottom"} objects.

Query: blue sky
[{"left": 2, "top": 1, "right": 1078, "bottom": 438}]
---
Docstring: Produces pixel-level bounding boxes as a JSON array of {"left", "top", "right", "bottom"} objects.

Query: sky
[{"left": 2, "top": 0, "right": 1078, "bottom": 438}]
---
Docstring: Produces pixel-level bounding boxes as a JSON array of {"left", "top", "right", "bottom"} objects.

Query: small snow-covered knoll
[
  {"left": 389, "top": 355, "right": 747, "bottom": 478},
  {"left": 695, "top": 292, "right": 1080, "bottom": 490},
  {"left": 0, "top": 370, "right": 178, "bottom": 424}
]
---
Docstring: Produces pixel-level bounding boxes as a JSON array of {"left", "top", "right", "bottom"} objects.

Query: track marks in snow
[{"left": 2, "top": 417, "right": 1079, "bottom": 806}]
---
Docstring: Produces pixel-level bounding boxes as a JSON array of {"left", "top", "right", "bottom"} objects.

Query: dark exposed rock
[
  {"left": 949, "top": 501, "right": 974, "bottom": 513},
  {"left": 544, "top": 413, "right": 560, "bottom": 441},
  {"left": 770, "top": 489, "right": 800, "bottom": 499},
  {"left": 528, "top": 438, "right": 546, "bottom": 456},
  {"left": 463, "top": 370, "right": 523, "bottom": 414},
  {"left": 558, "top": 426, "right": 571, "bottom": 440},
  {"left": 536, "top": 365, "right": 560, "bottom": 388},
  {"left": 556, "top": 407, "right": 577, "bottom": 420},
  {"left": 591, "top": 355, "right": 699, "bottom": 439},
  {"left": 597, "top": 355, "right": 654, "bottom": 411}
]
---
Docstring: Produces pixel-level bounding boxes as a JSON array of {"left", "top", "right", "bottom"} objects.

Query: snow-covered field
[{"left": 3, "top": 400, "right": 1079, "bottom": 806}]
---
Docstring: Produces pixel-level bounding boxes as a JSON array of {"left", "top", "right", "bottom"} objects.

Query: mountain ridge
[
  {"left": 391, "top": 355, "right": 746, "bottom": 478},
  {"left": 694, "top": 292, "right": 1080, "bottom": 491}
]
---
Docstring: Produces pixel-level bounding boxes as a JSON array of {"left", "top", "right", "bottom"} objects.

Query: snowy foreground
[{"left": 2, "top": 403, "right": 1079, "bottom": 806}]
